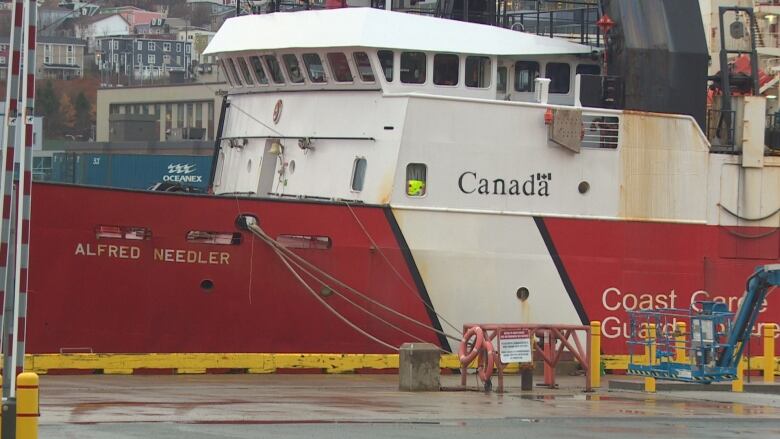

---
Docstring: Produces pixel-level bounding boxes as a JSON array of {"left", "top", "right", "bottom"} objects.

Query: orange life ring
[
  {"left": 477, "top": 339, "right": 495, "bottom": 383},
  {"left": 458, "top": 326, "right": 484, "bottom": 366}
]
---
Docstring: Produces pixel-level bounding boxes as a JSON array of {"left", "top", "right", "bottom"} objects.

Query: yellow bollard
[
  {"left": 16, "top": 372, "right": 39, "bottom": 439},
  {"left": 590, "top": 321, "right": 601, "bottom": 389},
  {"left": 644, "top": 323, "right": 656, "bottom": 393},
  {"left": 732, "top": 358, "right": 744, "bottom": 392},
  {"left": 675, "top": 322, "right": 687, "bottom": 364},
  {"left": 764, "top": 324, "right": 777, "bottom": 384}
]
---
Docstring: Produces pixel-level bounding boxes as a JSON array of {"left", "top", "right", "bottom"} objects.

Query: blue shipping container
[{"left": 52, "top": 153, "right": 213, "bottom": 190}]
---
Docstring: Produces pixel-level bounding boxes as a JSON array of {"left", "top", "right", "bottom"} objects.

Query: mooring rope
[
  {"left": 343, "top": 201, "right": 462, "bottom": 335},
  {"left": 268, "top": 242, "right": 400, "bottom": 351},
  {"left": 246, "top": 222, "right": 462, "bottom": 345}
]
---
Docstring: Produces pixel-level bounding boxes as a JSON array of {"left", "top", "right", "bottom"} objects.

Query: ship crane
[{"left": 627, "top": 264, "right": 780, "bottom": 383}]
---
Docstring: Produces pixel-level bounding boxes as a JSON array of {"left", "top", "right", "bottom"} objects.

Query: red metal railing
[{"left": 460, "top": 323, "right": 592, "bottom": 392}]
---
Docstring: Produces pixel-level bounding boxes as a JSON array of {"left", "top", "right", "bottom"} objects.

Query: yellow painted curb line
[{"left": 21, "top": 353, "right": 780, "bottom": 375}]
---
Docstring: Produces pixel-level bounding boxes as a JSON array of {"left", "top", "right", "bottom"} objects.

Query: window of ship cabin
[
  {"left": 237, "top": 57, "right": 255, "bottom": 85},
  {"left": 351, "top": 157, "right": 367, "bottom": 192},
  {"left": 497, "top": 66, "right": 507, "bottom": 93},
  {"left": 262, "top": 55, "right": 285, "bottom": 84},
  {"left": 433, "top": 54, "right": 459, "bottom": 86},
  {"left": 378, "top": 50, "right": 394, "bottom": 82},
  {"left": 220, "top": 59, "right": 234, "bottom": 87},
  {"left": 406, "top": 163, "right": 427, "bottom": 196},
  {"left": 465, "top": 56, "right": 491, "bottom": 88},
  {"left": 248, "top": 56, "right": 269, "bottom": 85},
  {"left": 327, "top": 53, "right": 353, "bottom": 82},
  {"left": 401, "top": 52, "right": 426, "bottom": 84},
  {"left": 302, "top": 53, "right": 326, "bottom": 83},
  {"left": 514, "top": 61, "right": 539, "bottom": 92},
  {"left": 576, "top": 64, "right": 600, "bottom": 76},
  {"left": 282, "top": 54, "right": 305, "bottom": 84},
  {"left": 353, "top": 52, "right": 375, "bottom": 82},
  {"left": 545, "top": 62, "right": 570, "bottom": 94},
  {"left": 226, "top": 58, "right": 243, "bottom": 86}
]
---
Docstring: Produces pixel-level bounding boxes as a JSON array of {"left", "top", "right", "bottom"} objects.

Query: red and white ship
[{"left": 26, "top": 6, "right": 780, "bottom": 366}]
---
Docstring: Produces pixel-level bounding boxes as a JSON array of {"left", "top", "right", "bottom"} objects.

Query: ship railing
[
  {"left": 250, "top": 0, "right": 601, "bottom": 41},
  {"left": 765, "top": 113, "right": 780, "bottom": 151},
  {"left": 501, "top": 5, "right": 602, "bottom": 47},
  {"left": 706, "top": 109, "right": 737, "bottom": 151},
  {"left": 581, "top": 112, "right": 620, "bottom": 149}
]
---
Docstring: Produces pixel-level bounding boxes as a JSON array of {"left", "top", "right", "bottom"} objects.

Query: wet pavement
[{"left": 39, "top": 374, "right": 780, "bottom": 438}]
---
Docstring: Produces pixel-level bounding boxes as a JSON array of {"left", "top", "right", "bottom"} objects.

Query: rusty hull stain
[{"left": 618, "top": 113, "right": 710, "bottom": 222}]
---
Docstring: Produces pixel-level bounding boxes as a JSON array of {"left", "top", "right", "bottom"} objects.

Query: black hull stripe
[
  {"left": 533, "top": 216, "right": 589, "bottom": 324},
  {"left": 383, "top": 207, "right": 451, "bottom": 352}
]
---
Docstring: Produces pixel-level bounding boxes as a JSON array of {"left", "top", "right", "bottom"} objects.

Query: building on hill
[
  {"left": 71, "top": 13, "right": 131, "bottom": 52},
  {"left": 57, "top": 0, "right": 100, "bottom": 17},
  {"left": 0, "top": 36, "right": 86, "bottom": 80},
  {"left": 135, "top": 17, "right": 190, "bottom": 36},
  {"left": 38, "top": 6, "right": 73, "bottom": 36},
  {"left": 96, "top": 36, "right": 193, "bottom": 85},
  {"left": 99, "top": 6, "right": 165, "bottom": 28},
  {"left": 96, "top": 82, "right": 226, "bottom": 142}
]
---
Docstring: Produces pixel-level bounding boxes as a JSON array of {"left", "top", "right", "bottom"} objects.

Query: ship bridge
[
  {"left": 207, "top": 7, "right": 778, "bottom": 238},
  {"left": 203, "top": 8, "right": 597, "bottom": 105}
]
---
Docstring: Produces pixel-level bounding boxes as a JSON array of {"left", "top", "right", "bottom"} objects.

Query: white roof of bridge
[{"left": 204, "top": 8, "right": 593, "bottom": 57}]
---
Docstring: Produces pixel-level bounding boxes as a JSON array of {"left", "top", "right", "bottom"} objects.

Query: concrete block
[{"left": 399, "top": 343, "right": 440, "bottom": 391}]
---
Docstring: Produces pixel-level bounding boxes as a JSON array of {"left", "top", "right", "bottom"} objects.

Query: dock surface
[{"left": 40, "top": 374, "right": 780, "bottom": 438}]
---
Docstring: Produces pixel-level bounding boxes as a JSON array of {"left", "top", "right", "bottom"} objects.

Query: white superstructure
[{"left": 205, "top": 6, "right": 778, "bottom": 347}]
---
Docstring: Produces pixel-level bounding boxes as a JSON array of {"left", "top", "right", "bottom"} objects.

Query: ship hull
[{"left": 28, "top": 183, "right": 779, "bottom": 356}]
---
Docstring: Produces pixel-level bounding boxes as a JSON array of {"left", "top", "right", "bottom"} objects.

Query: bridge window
[
  {"left": 327, "top": 52, "right": 354, "bottom": 82},
  {"left": 406, "top": 163, "right": 427, "bottom": 197},
  {"left": 378, "top": 50, "right": 394, "bottom": 82},
  {"left": 282, "top": 54, "right": 305, "bottom": 83},
  {"left": 353, "top": 52, "right": 375, "bottom": 82},
  {"left": 465, "top": 56, "right": 491, "bottom": 88},
  {"left": 302, "top": 53, "right": 326, "bottom": 83},
  {"left": 262, "top": 55, "right": 285, "bottom": 84},
  {"left": 237, "top": 57, "right": 255, "bottom": 85},
  {"left": 226, "top": 58, "right": 242, "bottom": 86},
  {"left": 220, "top": 60, "right": 234, "bottom": 87},
  {"left": 433, "top": 54, "right": 459, "bottom": 86},
  {"left": 514, "top": 61, "right": 538, "bottom": 92},
  {"left": 497, "top": 66, "right": 507, "bottom": 93},
  {"left": 576, "top": 64, "right": 600, "bottom": 76},
  {"left": 351, "top": 157, "right": 367, "bottom": 192},
  {"left": 401, "top": 52, "right": 426, "bottom": 84},
  {"left": 248, "top": 56, "right": 269, "bottom": 84},
  {"left": 546, "top": 62, "right": 570, "bottom": 94}
]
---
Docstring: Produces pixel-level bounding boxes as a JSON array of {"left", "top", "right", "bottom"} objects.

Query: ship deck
[{"left": 39, "top": 374, "right": 780, "bottom": 438}]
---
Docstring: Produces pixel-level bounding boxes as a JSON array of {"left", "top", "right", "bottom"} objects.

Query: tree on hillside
[
  {"left": 59, "top": 94, "right": 76, "bottom": 131},
  {"left": 36, "top": 80, "right": 60, "bottom": 138},
  {"left": 168, "top": 0, "right": 191, "bottom": 19},
  {"left": 74, "top": 91, "right": 91, "bottom": 135},
  {"left": 191, "top": 4, "right": 210, "bottom": 27}
]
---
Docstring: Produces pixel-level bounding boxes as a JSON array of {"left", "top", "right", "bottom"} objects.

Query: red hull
[
  {"left": 29, "top": 183, "right": 441, "bottom": 354},
  {"left": 543, "top": 218, "right": 779, "bottom": 354},
  {"left": 28, "top": 183, "right": 780, "bottom": 355}
]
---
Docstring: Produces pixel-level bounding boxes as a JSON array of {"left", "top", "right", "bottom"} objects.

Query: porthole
[
  {"left": 578, "top": 181, "right": 590, "bottom": 194},
  {"left": 351, "top": 157, "right": 367, "bottom": 192},
  {"left": 289, "top": 160, "right": 296, "bottom": 174},
  {"left": 516, "top": 287, "right": 530, "bottom": 302},
  {"left": 201, "top": 279, "right": 214, "bottom": 291}
]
